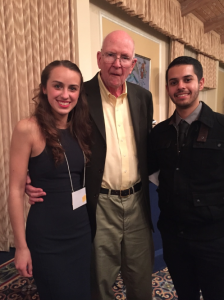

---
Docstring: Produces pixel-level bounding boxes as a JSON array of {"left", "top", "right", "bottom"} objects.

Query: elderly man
[{"left": 26, "top": 30, "right": 154, "bottom": 300}]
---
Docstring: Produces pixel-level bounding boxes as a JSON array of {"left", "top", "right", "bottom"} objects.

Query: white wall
[{"left": 74, "top": 0, "right": 92, "bottom": 81}]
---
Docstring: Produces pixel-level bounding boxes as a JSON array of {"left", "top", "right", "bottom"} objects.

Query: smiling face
[
  {"left": 97, "top": 31, "right": 137, "bottom": 97},
  {"left": 42, "top": 65, "right": 81, "bottom": 126},
  {"left": 166, "top": 64, "right": 204, "bottom": 115}
]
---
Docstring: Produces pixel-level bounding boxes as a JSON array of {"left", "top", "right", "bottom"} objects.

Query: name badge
[{"left": 72, "top": 187, "right": 86, "bottom": 210}]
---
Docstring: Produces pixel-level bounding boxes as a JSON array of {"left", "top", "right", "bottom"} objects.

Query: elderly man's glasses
[{"left": 102, "top": 52, "right": 134, "bottom": 67}]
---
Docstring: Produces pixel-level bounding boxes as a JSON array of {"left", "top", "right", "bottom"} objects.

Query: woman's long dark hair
[{"left": 32, "top": 60, "right": 91, "bottom": 164}]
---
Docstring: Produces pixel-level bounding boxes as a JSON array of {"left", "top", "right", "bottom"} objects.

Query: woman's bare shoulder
[
  {"left": 12, "top": 117, "right": 45, "bottom": 157},
  {"left": 14, "top": 117, "right": 40, "bottom": 135}
]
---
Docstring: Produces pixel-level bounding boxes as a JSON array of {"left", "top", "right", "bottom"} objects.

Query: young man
[
  {"left": 26, "top": 31, "right": 154, "bottom": 300},
  {"left": 149, "top": 56, "right": 224, "bottom": 300}
]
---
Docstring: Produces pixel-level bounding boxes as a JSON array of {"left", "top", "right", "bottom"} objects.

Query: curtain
[
  {"left": 168, "top": 40, "right": 185, "bottom": 117},
  {"left": 220, "top": 43, "right": 224, "bottom": 63},
  {"left": 197, "top": 54, "right": 217, "bottom": 89},
  {"left": 0, "top": 0, "right": 76, "bottom": 251},
  {"left": 105, "top": 0, "right": 224, "bottom": 64}
]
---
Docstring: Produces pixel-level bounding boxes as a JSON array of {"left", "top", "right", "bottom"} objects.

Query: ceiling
[{"left": 177, "top": 0, "right": 224, "bottom": 43}]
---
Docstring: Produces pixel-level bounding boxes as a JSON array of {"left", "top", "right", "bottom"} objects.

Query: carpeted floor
[{"left": 0, "top": 259, "right": 202, "bottom": 300}]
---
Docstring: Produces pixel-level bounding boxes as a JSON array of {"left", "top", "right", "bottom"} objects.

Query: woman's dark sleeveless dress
[{"left": 26, "top": 129, "right": 91, "bottom": 300}]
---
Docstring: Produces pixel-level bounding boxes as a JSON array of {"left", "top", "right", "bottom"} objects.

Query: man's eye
[
  {"left": 185, "top": 78, "right": 191, "bottom": 82},
  {"left": 107, "top": 53, "right": 114, "bottom": 57},
  {"left": 121, "top": 56, "right": 129, "bottom": 60},
  {"left": 170, "top": 81, "right": 176, "bottom": 86}
]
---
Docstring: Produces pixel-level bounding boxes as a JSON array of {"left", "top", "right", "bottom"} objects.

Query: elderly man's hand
[{"left": 26, "top": 174, "right": 46, "bottom": 205}]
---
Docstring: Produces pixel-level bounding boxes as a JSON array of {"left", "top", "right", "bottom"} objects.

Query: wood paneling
[{"left": 178, "top": 0, "right": 224, "bottom": 43}]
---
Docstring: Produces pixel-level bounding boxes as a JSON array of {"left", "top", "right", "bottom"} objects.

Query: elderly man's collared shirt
[{"left": 98, "top": 73, "right": 140, "bottom": 190}]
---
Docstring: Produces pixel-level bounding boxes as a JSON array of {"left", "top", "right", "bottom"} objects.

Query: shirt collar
[
  {"left": 98, "top": 72, "right": 127, "bottom": 103},
  {"left": 175, "top": 102, "right": 202, "bottom": 126}
]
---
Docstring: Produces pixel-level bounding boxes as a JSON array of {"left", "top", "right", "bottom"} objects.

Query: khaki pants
[{"left": 91, "top": 188, "right": 154, "bottom": 300}]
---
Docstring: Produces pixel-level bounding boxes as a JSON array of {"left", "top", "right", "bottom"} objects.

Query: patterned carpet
[{"left": 0, "top": 259, "right": 201, "bottom": 299}]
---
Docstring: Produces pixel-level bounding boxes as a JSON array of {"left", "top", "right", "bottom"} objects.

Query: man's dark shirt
[{"left": 148, "top": 102, "right": 224, "bottom": 240}]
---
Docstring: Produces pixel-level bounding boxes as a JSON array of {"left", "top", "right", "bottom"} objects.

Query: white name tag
[{"left": 72, "top": 187, "right": 87, "bottom": 210}]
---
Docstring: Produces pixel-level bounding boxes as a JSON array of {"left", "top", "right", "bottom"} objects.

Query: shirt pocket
[
  {"left": 154, "top": 139, "right": 177, "bottom": 167},
  {"left": 193, "top": 192, "right": 224, "bottom": 222},
  {"left": 192, "top": 139, "right": 224, "bottom": 170}
]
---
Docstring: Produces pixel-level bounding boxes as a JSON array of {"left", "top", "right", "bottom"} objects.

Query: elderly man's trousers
[{"left": 91, "top": 188, "right": 154, "bottom": 300}]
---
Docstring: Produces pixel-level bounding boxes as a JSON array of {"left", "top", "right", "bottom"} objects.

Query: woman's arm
[{"left": 8, "top": 119, "right": 33, "bottom": 277}]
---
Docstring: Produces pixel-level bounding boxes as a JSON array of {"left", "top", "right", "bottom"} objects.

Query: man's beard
[{"left": 170, "top": 89, "right": 199, "bottom": 109}]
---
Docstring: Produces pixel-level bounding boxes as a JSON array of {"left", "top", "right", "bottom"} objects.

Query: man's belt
[{"left": 100, "top": 181, "right": 142, "bottom": 197}]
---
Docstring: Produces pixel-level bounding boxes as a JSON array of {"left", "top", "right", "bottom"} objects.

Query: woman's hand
[{"left": 14, "top": 247, "right": 33, "bottom": 277}]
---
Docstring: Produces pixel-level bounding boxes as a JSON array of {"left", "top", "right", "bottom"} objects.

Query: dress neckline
[{"left": 58, "top": 128, "right": 69, "bottom": 131}]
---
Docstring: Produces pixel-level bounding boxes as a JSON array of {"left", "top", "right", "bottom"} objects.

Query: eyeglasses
[{"left": 101, "top": 52, "right": 134, "bottom": 67}]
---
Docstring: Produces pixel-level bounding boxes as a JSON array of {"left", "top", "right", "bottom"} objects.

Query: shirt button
[
  {"left": 176, "top": 168, "right": 179, "bottom": 170},
  {"left": 180, "top": 231, "right": 184, "bottom": 234},
  {"left": 201, "top": 136, "right": 204, "bottom": 140},
  {"left": 218, "top": 143, "right": 221, "bottom": 147},
  {"left": 197, "top": 199, "right": 200, "bottom": 203}
]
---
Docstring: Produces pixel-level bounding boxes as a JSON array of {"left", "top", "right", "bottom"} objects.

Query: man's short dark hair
[{"left": 166, "top": 56, "right": 203, "bottom": 84}]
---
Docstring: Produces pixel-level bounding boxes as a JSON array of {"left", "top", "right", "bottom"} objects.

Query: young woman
[{"left": 8, "top": 60, "right": 92, "bottom": 300}]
